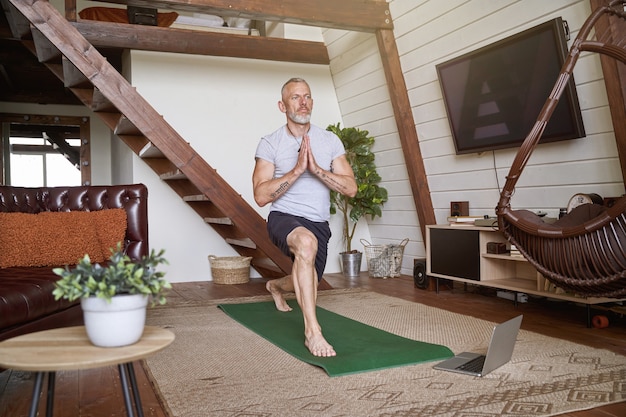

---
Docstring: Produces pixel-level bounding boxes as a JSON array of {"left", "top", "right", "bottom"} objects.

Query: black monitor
[{"left": 436, "top": 17, "right": 585, "bottom": 155}]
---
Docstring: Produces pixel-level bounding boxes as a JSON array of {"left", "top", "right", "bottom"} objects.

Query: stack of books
[
  {"left": 509, "top": 245, "right": 524, "bottom": 258},
  {"left": 447, "top": 216, "right": 483, "bottom": 226}
]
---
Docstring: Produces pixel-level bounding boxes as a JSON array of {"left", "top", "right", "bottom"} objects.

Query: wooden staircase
[{"left": 2, "top": 0, "right": 292, "bottom": 278}]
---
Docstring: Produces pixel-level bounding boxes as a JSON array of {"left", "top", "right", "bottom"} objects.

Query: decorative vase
[
  {"left": 341, "top": 251, "right": 362, "bottom": 277},
  {"left": 81, "top": 294, "right": 149, "bottom": 347}
]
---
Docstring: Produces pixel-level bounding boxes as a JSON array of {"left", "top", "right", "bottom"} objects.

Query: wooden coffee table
[{"left": 0, "top": 326, "right": 175, "bottom": 417}]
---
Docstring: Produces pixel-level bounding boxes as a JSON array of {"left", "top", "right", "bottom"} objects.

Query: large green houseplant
[
  {"left": 327, "top": 123, "right": 388, "bottom": 275},
  {"left": 52, "top": 243, "right": 170, "bottom": 347}
]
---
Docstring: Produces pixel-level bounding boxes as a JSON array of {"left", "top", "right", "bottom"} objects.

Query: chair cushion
[
  {"left": 0, "top": 267, "right": 77, "bottom": 329},
  {"left": 552, "top": 203, "right": 607, "bottom": 228}
]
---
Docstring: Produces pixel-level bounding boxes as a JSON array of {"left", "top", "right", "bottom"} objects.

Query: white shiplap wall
[{"left": 323, "top": 0, "right": 625, "bottom": 276}]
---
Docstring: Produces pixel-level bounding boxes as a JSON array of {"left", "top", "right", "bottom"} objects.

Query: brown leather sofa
[{"left": 0, "top": 184, "right": 148, "bottom": 342}]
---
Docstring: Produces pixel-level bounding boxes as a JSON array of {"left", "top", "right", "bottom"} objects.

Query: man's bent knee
[{"left": 287, "top": 228, "right": 318, "bottom": 259}]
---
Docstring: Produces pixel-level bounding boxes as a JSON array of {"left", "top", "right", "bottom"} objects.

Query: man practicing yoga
[{"left": 252, "top": 78, "right": 357, "bottom": 357}]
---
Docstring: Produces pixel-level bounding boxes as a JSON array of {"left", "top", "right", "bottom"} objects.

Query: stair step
[
  {"left": 139, "top": 142, "right": 164, "bottom": 158},
  {"left": 115, "top": 115, "right": 141, "bottom": 136},
  {"left": 91, "top": 89, "right": 117, "bottom": 112},
  {"left": 70, "top": 87, "right": 94, "bottom": 107},
  {"left": 160, "top": 169, "right": 186, "bottom": 180},
  {"left": 252, "top": 257, "right": 283, "bottom": 273},
  {"left": 182, "top": 194, "right": 210, "bottom": 202},
  {"left": 62, "top": 57, "right": 90, "bottom": 88},
  {"left": 45, "top": 62, "right": 64, "bottom": 83},
  {"left": 204, "top": 217, "right": 233, "bottom": 225},
  {"left": 96, "top": 111, "right": 122, "bottom": 131},
  {"left": 225, "top": 238, "right": 256, "bottom": 249},
  {"left": 20, "top": 40, "right": 37, "bottom": 56},
  {"left": 31, "top": 27, "right": 61, "bottom": 62},
  {"left": 2, "top": 0, "right": 32, "bottom": 39}
]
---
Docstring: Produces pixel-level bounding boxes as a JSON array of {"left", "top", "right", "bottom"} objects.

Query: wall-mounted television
[{"left": 436, "top": 17, "right": 585, "bottom": 155}]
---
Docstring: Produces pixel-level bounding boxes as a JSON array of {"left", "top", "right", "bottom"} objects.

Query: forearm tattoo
[
  {"left": 270, "top": 181, "right": 290, "bottom": 199},
  {"left": 320, "top": 170, "right": 346, "bottom": 192}
]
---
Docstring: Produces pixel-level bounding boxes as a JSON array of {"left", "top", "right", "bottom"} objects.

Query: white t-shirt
[{"left": 255, "top": 124, "right": 346, "bottom": 222}]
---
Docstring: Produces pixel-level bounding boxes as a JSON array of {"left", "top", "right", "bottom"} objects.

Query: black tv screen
[{"left": 436, "top": 17, "right": 585, "bottom": 154}]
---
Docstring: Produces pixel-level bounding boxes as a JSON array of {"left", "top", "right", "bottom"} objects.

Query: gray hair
[{"left": 281, "top": 78, "right": 309, "bottom": 96}]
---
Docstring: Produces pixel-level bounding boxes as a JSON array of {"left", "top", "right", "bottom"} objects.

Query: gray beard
[{"left": 289, "top": 112, "right": 311, "bottom": 124}]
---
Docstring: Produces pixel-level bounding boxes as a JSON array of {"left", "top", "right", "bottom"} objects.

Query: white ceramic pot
[{"left": 81, "top": 294, "right": 149, "bottom": 347}]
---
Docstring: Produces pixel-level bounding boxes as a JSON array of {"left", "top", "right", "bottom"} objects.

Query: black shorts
[{"left": 267, "top": 211, "right": 331, "bottom": 282}]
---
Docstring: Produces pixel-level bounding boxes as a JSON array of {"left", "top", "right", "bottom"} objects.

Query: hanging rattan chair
[{"left": 496, "top": 0, "right": 626, "bottom": 298}]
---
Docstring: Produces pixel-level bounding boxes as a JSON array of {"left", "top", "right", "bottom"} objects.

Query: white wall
[
  {"left": 127, "top": 51, "right": 366, "bottom": 282},
  {"left": 322, "top": 0, "right": 625, "bottom": 276},
  {"left": 323, "top": 25, "right": 423, "bottom": 274}
]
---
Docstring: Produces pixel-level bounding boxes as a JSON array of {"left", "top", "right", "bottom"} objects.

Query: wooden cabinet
[{"left": 426, "top": 225, "right": 619, "bottom": 305}]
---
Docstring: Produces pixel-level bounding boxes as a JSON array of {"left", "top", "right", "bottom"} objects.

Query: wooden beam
[
  {"left": 376, "top": 29, "right": 435, "bottom": 240},
  {"left": 590, "top": 0, "right": 626, "bottom": 191},
  {"left": 64, "top": 0, "right": 76, "bottom": 21},
  {"left": 93, "top": 0, "right": 393, "bottom": 32},
  {"left": 72, "top": 20, "right": 329, "bottom": 64}
]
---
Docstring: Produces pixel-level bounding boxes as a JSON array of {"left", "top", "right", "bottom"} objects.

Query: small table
[{"left": 0, "top": 325, "right": 174, "bottom": 417}]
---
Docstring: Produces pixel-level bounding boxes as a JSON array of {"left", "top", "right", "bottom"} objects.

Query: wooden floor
[{"left": 1, "top": 273, "right": 625, "bottom": 416}]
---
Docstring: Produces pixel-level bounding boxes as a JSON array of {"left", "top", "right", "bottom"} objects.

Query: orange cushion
[
  {"left": 90, "top": 209, "right": 128, "bottom": 259},
  {"left": 0, "top": 209, "right": 127, "bottom": 268}
]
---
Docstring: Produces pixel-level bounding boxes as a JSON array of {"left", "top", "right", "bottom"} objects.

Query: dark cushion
[
  {"left": 0, "top": 267, "right": 76, "bottom": 330},
  {"left": 552, "top": 203, "right": 607, "bottom": 228}
]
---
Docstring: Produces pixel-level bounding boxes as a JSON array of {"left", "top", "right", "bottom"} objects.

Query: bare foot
[
  {"left": 266, "top": 280, "right": 293, "bottom": 312},
  {"left": 305, "top": 333, "right": 336, "bottom": 357}
]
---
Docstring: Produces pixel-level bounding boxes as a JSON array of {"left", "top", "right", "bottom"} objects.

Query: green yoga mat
[{"left": 218, "top": 299, "right": 454, "bottom": 377}]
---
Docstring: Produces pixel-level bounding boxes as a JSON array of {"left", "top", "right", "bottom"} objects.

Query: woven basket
[
  {"left": 361, "top": 238, "right": 409, "bottom": 279},
  {"left": 208, "top": 255, "right": 251, "bottom": 284}
]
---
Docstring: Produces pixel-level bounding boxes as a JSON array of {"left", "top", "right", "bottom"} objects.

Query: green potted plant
[
  {"left": 52, "top": 243, "right": 170, "bottom": 347},
  {"left": 327, "top": 123, "right": 388, "bottom": 276}
]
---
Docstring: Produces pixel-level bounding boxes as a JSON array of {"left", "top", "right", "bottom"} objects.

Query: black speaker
[
  {"left": 413, "top": 258, "right": 430, "bottom": 290},
  {"left": 450, "top": 201, "right": 469, "bottom": 217},
  {"left": 127, "top": 6, "right": 158, "bottom": 25}
]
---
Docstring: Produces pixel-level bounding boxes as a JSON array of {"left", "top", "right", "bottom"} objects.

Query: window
[
  {"left": 1, "top": 114, "right": 90, "bottom": 186},
  {"left": 9, "top": 136, "right": 82, "bottom": 186}
]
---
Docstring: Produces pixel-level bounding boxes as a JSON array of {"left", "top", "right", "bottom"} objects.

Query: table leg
[
  {"left": 126, "top": 362, "right": 144, "bottom": 417},
  {"left": 118, "top": 364, "right": 135, "bottom": 417},
  {"left": 118, "top": 362, "right": 144, "bottom": 417},
  {"left": 46, "top": 372, "right": 56, "bottom": 417},
  {"left": 28, "top": 372, "right": 44, "bottom": 417}
]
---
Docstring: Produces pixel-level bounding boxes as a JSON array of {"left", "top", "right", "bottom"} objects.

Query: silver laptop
[{"left": 433, "top": 315, "right": 522, "bottom": 377}]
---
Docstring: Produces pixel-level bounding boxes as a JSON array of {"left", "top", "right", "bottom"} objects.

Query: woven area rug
[{"left": 144, "top": 289, "right": 626, "bottom": 417}]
